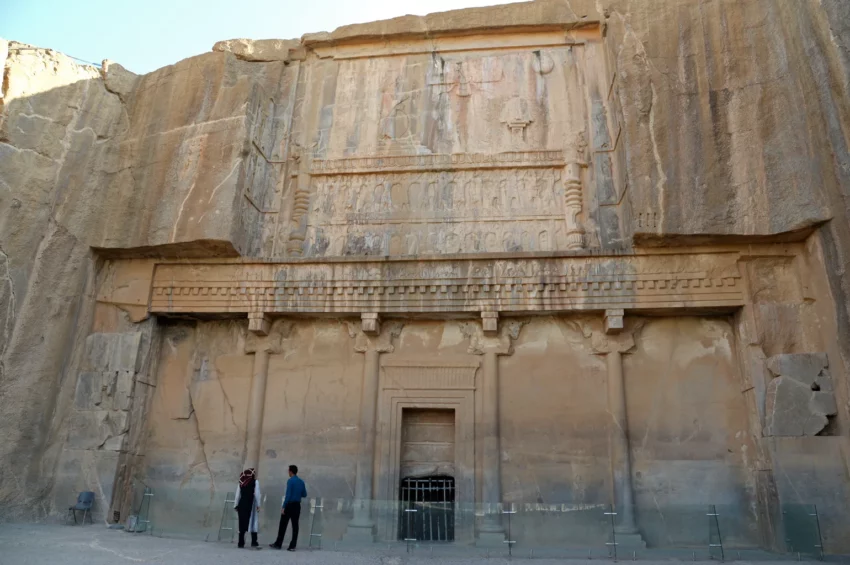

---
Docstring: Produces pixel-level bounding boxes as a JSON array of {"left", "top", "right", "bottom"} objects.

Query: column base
[
  {"left": 476, "top": 531, "right": 506, "bottom": 547},
  {"left": 612, "top": 532, "right": 646, "bottom": 549},
  {"left": 342, "top": 523, "right": 376, "bottom": 545}
]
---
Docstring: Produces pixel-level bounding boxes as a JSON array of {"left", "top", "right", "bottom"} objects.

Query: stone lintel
[
  {"left": 604, "top": 309, "right": 625, "bottom": 334},
  {"left": 361, "top": 313, "right": 381, "bottom": 336},
  {"left": 248, "top": 312, "right": 272, "bottom": 336},
  {"left": 149, "top": 252, "right": 746, "bottom": 317},
  {"left": 481, "top": 312, "right": 499, "bottom": 336}
]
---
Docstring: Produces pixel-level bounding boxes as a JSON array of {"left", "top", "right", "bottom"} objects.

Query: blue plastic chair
[{"left": 68, "top": 492, "right": 95, "bottom": 524}]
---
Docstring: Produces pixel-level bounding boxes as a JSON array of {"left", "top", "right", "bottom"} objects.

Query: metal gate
[{"left": 398, "top": 475, "right": 455, "bottom": 542}]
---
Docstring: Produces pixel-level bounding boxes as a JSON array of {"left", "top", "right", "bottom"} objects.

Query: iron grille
[{"left": 398, "top": 476, "right": 455, "bottom": 542}]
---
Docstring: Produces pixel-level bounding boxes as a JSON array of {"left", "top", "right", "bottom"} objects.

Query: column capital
[
  {"left": 245, "top": 319, "right": 291, "bottom": 354},
  {"left": 592, "top": 332, "right": 635, "bottom": 355},
  {"left": 604, "top": 309, "right": 625, "bottom": 335},
  {"left": 248, "top": 312, "right": 272, "bottom": 336},
  {"left": 481, "top": 312, "right": 499, "bottom": 336},
  {"left": 462, "top": 319, "right": 525, "bottom": 356},
  {"left": 347, "top": 318, "right": 403, "bottom": 354},
  {"left": 592, "top": 316, "right": 644, "bottom": 355},
  {"left": 361, "top": 313, "right": 381, "bottom": 336}
]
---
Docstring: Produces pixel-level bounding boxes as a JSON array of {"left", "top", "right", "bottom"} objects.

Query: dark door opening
[{"left": 398, "top": 475, "right": 456, "bottom": 542}]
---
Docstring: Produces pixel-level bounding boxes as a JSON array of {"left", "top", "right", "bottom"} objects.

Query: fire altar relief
[
  {"left": 148, "top": 251, "right": 745, "bottom": 316},
  {"left": 302, "top": 151, "right": 586, "bottom": 257}
]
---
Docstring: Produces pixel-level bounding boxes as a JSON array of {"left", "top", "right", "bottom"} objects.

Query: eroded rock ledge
[{"left": 213, "top": 0, "right": 601, "bottom": 62}]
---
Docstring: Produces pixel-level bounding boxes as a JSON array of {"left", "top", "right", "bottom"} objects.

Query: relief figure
[
  {"left": 390, "top": 234, "right": 403, "bottom": 255},
  {"left": 464, "top": 232, "right": 479, "bottom": 252},
  {"left": 449, "top": 181, "right": 463, "bottom": 210},
  {"left": 446, "top": 232, "right": 461, "bottom": 254},
  {"left": 355, "top": 183, "right": 369, "bottom": 213},
  {"left": 391, "top": 182, "right": 409, "bottom": 212},
  {"left": 466, "top": 180, "right": 481, "bottom": 209},
  {"left": 407, "top": 182, "right": 421, "bottom": 211},
  {"left": 405, "top": 233, "right": 419, "bottom": 255}
]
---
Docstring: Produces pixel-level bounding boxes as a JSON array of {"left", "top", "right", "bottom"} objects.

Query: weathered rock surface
[
  {"left": 764, "top": 353, "right": 837, "bottom": 437},
  {"left": 301, "top": 0, "right": 598, "bottom": 45},
  {"left": 0, "top": 3, "right": 849, "bottom": 553},
  {"left": 767, "top": 353, "right": 829, "bottom": 384},
  {"left": 97, "top": 50, "right": 291, "bottom": 256},
  {"left": 606, "top": 0, "right": 850, "bottom": 378},
  {"left": 1, "top": 42, "right": 122, "bottom": 521},
  {"left": 100, "top": 60, "right": 138, "bottom": 102},
  {"left": 212, "top": 38, "right": 301, "bottom": 62}
]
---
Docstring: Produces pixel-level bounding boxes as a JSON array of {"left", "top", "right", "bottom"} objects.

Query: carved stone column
[
  {"left": 243, "top": 315, "right": 284, "bottom": 471},
  {"left": 479, "top": 349, "right": 502, "bottom": 538},
  {"left": 464, "top": 314, "right": 524, "bottom": 546},
  {"left": 564, "top": 131, "right": 587, "bottom": 250},
  {"left": 344, "top": 314, "right": 402, "bottom": 543},
  {"left": 286, "top": 152, "right": 312, "bottom": 256},
  {"left": 592, "top": 310, "right": 645, "bottom": 548},
  {"left": 564, "top": 162, "right": 585, "bottom": 249}
]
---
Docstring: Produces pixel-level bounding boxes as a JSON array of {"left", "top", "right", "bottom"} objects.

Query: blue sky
[{"left": 2, "top": 0, "right": 503, "bottom": 74}]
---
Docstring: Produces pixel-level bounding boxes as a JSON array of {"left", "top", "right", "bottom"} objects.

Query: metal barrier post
[
  {"left": 217, "top": 493, "right": 237, "bottom": 542},
  {"left": 707, "top": 504, "right": 724, "bottom": 562},
  {"left": 604, "top": 505, "right": 618, "bottom": 562},
  {"left": 404, "top": 506, "right": 417, "bottom": 553},
  {"left": 137, "top": 487, "right": 154, "bottom": 535},
  {"left": 811, "top": 505, "right": 824, "bottom": 561},
  {"left": 308, "top": 498, "right": 324, "bottom": 549},
  {"left": 503, "top": 503, "right": 517, "bottom": 557}
]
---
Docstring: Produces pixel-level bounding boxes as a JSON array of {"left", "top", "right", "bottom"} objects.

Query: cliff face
[
  {"left": 602, "top": 0, "right": 850, "bottom": 371},
  {"left": 0, "top": 42, "right": 125, "bottom": 518},
  {"left": 1, "top": 0, "right": 849, "bottom": 527},
  {"left": 0, "top": 41, "right": 291, "bottom": 519}
]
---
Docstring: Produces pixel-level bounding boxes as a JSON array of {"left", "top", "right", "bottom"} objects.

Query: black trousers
[
  {"left": 274, "top": 502, "right": 301, "bottom": 549},
  {"left": 236, "top": 506, "right": 258, "bottom": 547},
  {"left": 237, "top": 531, "right": 258, "bottom": 547}
]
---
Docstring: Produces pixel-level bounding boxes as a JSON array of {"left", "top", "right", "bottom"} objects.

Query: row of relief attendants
[{"left": 234, "top": 465, "right": 308, "bottom": 550}]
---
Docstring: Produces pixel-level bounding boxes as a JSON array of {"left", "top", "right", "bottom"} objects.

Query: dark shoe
[
  {"left": 237, "top": 545, "right": 245, "bottom": 549},
  {"left": 269, "top": 543, "right": 282, "bottom": 549},
  {"left": 287, "top": 548, "right": 296, "bottom": 552}
]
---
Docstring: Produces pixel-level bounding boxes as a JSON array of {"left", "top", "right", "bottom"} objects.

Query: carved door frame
[{"left": 374, "top": 357, "right": 480, "bottom": 543}]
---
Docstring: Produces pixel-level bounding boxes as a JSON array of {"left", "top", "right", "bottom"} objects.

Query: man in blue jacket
[{"left": 270, "top": 465, "right": 307, "bottom": 551}]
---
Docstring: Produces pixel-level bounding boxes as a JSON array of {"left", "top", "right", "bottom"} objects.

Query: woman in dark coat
[{"left": 233, "top": 468, "right": 261, "bottom": 548}]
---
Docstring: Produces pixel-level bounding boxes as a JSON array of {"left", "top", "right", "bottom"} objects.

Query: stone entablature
[
  {"left": 148, "top": 251, "right": 744, "bottom": 316},
  {"left": 310, "top": 151, "right": 567, "bottom": 175}
]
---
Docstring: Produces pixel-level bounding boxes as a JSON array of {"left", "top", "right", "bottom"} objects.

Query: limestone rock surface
[
  {"left": 1, "top": 0, "right": 850, "bottom": 538},
  {"left": 764, "top": 352, "right": 837, "bottom": 437},
  {"left": 766, "top": 353, "right": 829, "bottom": 384},
  {"left": 212, "top": 38, "right": 300, "bottom": 61},
  {"left": 101, "top": 60, "right": 137, "bottom": 102},
  {"left": 302, "top": 0, "right": 599, "bottom": 45},
  {"left": 604, "top": 0, "right": 850, "bottom": 372}
]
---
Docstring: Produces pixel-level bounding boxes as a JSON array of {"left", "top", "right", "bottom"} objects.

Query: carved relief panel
[
  {"left": 278, "top": 36, "right": 605, "bottom": 257},
  {"left": 304, "top": 154, "right": 574, "bottom": 256}
]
